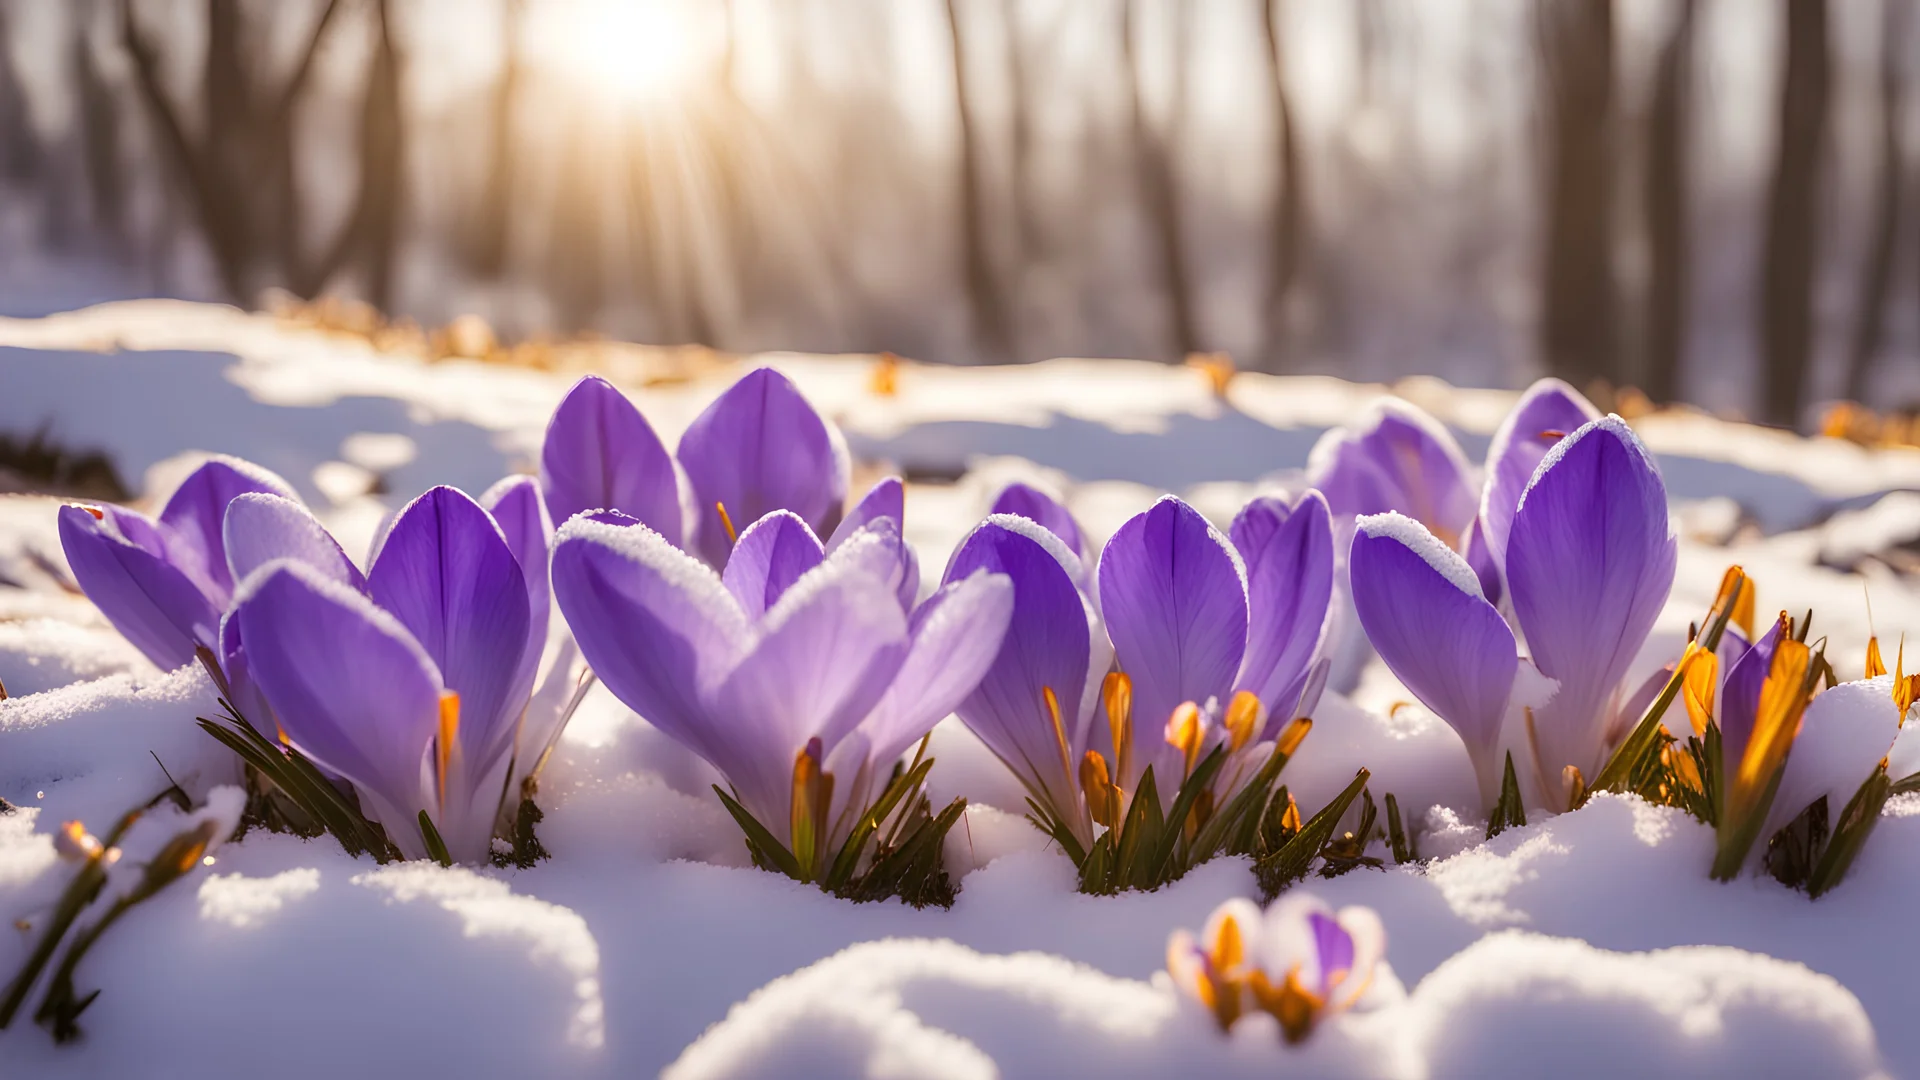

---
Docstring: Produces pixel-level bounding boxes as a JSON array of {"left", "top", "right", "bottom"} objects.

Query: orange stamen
[
  {"left": 436, "top": 691, "right": 460, "bottom": 811},
  {"left": 715, "top": 502, "right": 739, "bottom": 546}
]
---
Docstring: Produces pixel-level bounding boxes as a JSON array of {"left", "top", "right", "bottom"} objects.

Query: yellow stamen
[
  {"left": 1250, "top": 967, "right": 1324, "bottom": 1044},
  {"left": 1664, "top": 742, "right": 1704, "bottom": 794},
  {"left": 1224, "top": 691, "right": 1262, "bottom": 754},
  {"left": 789, "top": 738, "right": 834, "bottom": 879},
  {"left": 1279, "top": 793, "right": 1302, "bottom": 833},
  {"left": 1080, "top": 750, "right": 1122, "bottom": 829},
  {"left": 715, "top": 502, "right": 739, "bottom": 546},
  {"left": 1165, "top": 701, "right": 1204, "bottom": 777},
  {"left": 1274, "top": 716, "right": 1313, "bottom": 759},
  {"left": 1042, "top": 686, "right": 1074, "bottom": 785},
  {"left": 1681, "top": 645, "right": 1718, "bottom": 737},
  {"left": 1102, "top": 672, "right": 1133, "bottom": 787},
  {"left": 1713, "top": 565, "right": 1755, "bottom": 639},
  {"left": 1562, "top": 765, "right": 1588, "bottom": 811},
  {"left": 1207, "top": 909, "right": 1246, "bottom": 971},
  {"left": 1894, "top": 637, "right": 1917, "bottom": 724},
  {"left": 435, "top": 691, "right": 460, "bottom": 811},
  {"left": 1185, "top": 350, "right": 1236, "bottom": 396}
]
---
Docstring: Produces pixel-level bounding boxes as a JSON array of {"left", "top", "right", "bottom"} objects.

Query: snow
[
  {"left": 1354, "top": 511, "right": 1485, "bottom": 597},
  {"left": 1, "top": 301, "right": 1918, "bottom": 1076}
]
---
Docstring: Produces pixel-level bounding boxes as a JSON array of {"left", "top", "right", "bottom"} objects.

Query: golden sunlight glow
[{"left": 537, "top": 0, "right": 707, "bottom": 107}]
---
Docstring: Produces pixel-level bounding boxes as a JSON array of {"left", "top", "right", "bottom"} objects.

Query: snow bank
[{"left": 666, "top": 931, "right": 1881, "bottom": 1080}]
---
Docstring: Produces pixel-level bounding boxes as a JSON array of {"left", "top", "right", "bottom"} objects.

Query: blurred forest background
[{"left": 0, "top": 0, "right": 1916, "bottom": 429}]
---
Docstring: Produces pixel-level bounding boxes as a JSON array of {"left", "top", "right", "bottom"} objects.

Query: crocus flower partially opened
[
  {"left": 678, "top": 367, "right": 850, "bottom": 569},
  {"left": 1308, "top": 399, "right": 1477, "bottom": 551},
  {"left": 989, "top": 482, "right": 1086, "bottom": 560},
  {"left": 942, "top": 515, "right": 1110, "bottom": 848},
  {"left": 551, "top": 509, "right": 1011, "bottom": 881},
  {"left": 58, "top": 456, "right": 301, "bottom": 671},
  {"left": 538, "top": 368, "right": 853, "bottom": 574},
  {"left": 232, "top": 486, "right": 542, "bottom": 862},
  {"left": 540, "top": 374, "right": 685, "bottom": 541},
  {"left": 1311, "top": 379, "right": 1600, "bottom": 605},
  {"left": 1096, "top": 495, "right": 1333, "bottom": 800},
  {"left": 1349, "top": 416, "right": 1676, "bottom": 812},
  {"left": 1168, "top": 895, "right": 1385, "bottom": 1043}
]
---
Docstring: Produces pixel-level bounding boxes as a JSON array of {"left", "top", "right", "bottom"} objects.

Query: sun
[{"left": 534, "top": 0, "right": 710, "bottom": 107}]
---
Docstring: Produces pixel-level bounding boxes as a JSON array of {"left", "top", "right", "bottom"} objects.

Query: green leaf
[
  {"left": 1385, "top": 792, "right": 1412, "bottom": 863},
  {"left": 1077, "top": 834, "right": 1114, "bottom": 894},
  {"left": 855, "top": 798, "right": 965, "bottom": 905},
  {"left": 1254, "top": 769, "right": 1369, "bottom": 899},
  {"left": 1485, "top": 751, "right": 1528, "bottom": 839},
  {"left": 1808, "top": 767, "right": 1892, "bottom": 898},
  {"left": 1151, "top": 746, "right": 1228, "bottom": 880},
  {"left": 712, "top": 786, "right": 803, "bottom": 879},
  {"left": 417, "top": 812, "right": 453, "bottom": 868},
  {"left": 1111, "top": 767, "right": 1163, "bottom": 891}
]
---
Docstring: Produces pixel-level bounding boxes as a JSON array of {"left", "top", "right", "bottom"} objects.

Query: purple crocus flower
[
  {"left": 1096, "top": 494, "right": 1333, "bottom": 793},
  {"left": 551, "top": 508, "right": 1010, "bottom": 854},
  {"left": 232, "top": 486, "right": 541, "bottom": 862},
  {"left": 58, "top": 456, "right": 301, "bottom": 671},
  {"left": 989, "top": 482, "right": 1085, "bottom": 559},
  {"left": 1477, "top": 378, "right": 1601, "bottom": 592},
  {"left": 942, "top": 515, "right": 1110, "bottom": 846},
  {"left": 678, "top": 367, "right": 850, "bottom": 569},
  {"left": 1168, "top": 893, "right": 1385, "bottom": 1041},
  {"left": 1349, "top": 416, "right": 1675, "bottom": 810},
  {"left": 540, "top": 374, "right": 685, "bottom": 541},
  {"left": 1306, "top": 399, "right": 1477, "bottom": 550}
]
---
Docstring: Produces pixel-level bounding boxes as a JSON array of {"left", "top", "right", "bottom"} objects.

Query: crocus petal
[
  {"left": 1765, "top": 676, "right": 1902, "bottom": 840},
  {"left": 1230, "top": 492, "right": 1334, "bottom": 728},
  {"left": 223, "top": 493, "right": 365, "bottom": 593},
  {"left": 945, "top": 515, "right": 1098, "bottom": 819},
  {"left": 828, "top": 477, "right": 919, "bottom": 607},
  {"left": 1506, "top": 416, "right": 1676, "bottom": 784},
  {"left": 1349, "top": 512, "right": 1517, "bottom": 803},
  {"left": 677, "top": 367, "right": 849, "bottom": 569},
  {"left": 1461, "top": 516, "right": 1503, "bottom": 609},
  {"left": 58, "top": 504, "right": 220, "bottom": 670},
  {"left": 368, "top": 487, "right": 533, "bottom": 774},
  {"left": 156, "top": 455, "right": 301, "bottom": 603},
  {"left": 828, "top": 477, "right": 904, "bottom": 546},
  {"left": 1719, "top": 620, "right": 1782, "bottom": 768},
  {"left": 482, "top": 473, "right": 555, "bottom": 658},
  {"left": 233, "top": 560, "right": 440, "bottom": 856},
  {"left": 1479, "top": 378, "right": 1600, "bottom": 575},
  {"left": 989, "top": 482, "right": 1084, "bottom": 558},
  {"left": 551, "top": 515, "right": 752, "bottom": 767},
  {"left": 722, "top": 510, "right": 826, "bottom": 619},
  {"left": 862, "top": 568, "right": 1016, "bottom": 765},
  {"left": 1099, "top": 497, "right": 1248, "bottom": 784},
  {"left": 707, "top": 563, "right": 909, "bottom": 826},
  {"left": 1306, "top": 400, "right": 1477, "bottom": 548},
  {"left": 540, "top": 374, "right": 683, "bottom": 541}
]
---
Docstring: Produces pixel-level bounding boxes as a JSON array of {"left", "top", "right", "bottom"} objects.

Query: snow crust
[{"left": 1355, "top": 511, "right": 1484, "bottom": 597}]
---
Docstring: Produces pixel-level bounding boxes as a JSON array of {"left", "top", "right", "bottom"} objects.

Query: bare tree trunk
[
  {"left": 1641, "top": 0, "right": 1695, "bottom": 404},
  {"left": 1259, "top": 0, "right": 1305, "bottom": 371},
  {"left": 1760, "top": 0, "right": 1830, "bottom": 428},
  {"left": 1003, "top": 0, "right": 1039, "bottom": 270},
  {"left": 469, "top": 0, "right": 521, "bottom": 277},
  {"left": 945, "top": 0, "right": 1009, "bottom": 358},
  {"left": 0, "top": 6, "right": 41, "bottom": 184},
  {"left": 1537, "top": 0, "right": 1618, "bottom": 390},
  {"left": 73, "top": 4, "right": 126, "bottom": 241},
  {"left": 1121, "top": 0, "right": 1199, "bottom": 360},
  {"left": 1844, "top": 0, "right": 1906, "bottom": 405}
]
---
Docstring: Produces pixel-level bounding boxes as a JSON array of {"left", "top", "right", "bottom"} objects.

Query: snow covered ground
[{"left": 2, "top": 301, "right": 1919, "bottom": 1077}]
